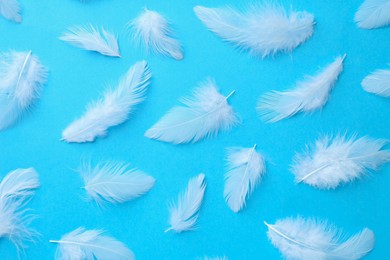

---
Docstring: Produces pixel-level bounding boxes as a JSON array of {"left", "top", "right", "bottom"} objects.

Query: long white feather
[
  {"left": 257, "top": 55, "right": 345, "bottom": 123},
  {"left": 145, "top": 79, "right": 239, "bottom": 144},
  {"left": 0, "top": 51, "right": 48, "bottom": 130},
  {"left": 354, "top": 0, "right": 390, "bottom": 29},
  {"left": 0, "top": 0, "right": 21, "bottom": 23},
  {"left": 361, "top": 67, "right": 390, "bottom": 97},
  {"left": 291, "top": 134, "right": 390, "bottom": 189},
  {"left": 50, "top": 227, "right": 134, "bottom": 260},
  {"left": 166, "top": 174, "right": 206, "bottom": 233},
  {"left": 60, "top": 24, "right": 120, "bottom": 57},
  {"left": 128, "top": 8, "right": 183, "bottom": 60},
  {"left": 79, "top": 161, "right": 155, "bottom": 206},
  {"left": 265, "top": 217, "right": 375, "bottom": 260},
  {"left": 62, "top": 61, "right": 151, "bottom": 143},
  {"left": 194, "top": 4, "right": 314, "bottom": 58},
  {"left": 224, "top": 145, "right": 265, "bottom": 213}
]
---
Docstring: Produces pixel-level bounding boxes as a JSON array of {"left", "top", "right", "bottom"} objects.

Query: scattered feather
[
  {"left": 354, "top": 0, "right": 390, "bottom": 29},
  {"left": 362, "top": 67, "right": 390, "bottom": 97},
  {"left": 0, "top": 0, "right": 21, "bottom": 22}
]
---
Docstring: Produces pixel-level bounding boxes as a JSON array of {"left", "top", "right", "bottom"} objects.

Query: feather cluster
[
  {"left": 361, "top": 67, "right": 390, "bottom": 97},
  {"left": 354, "top": 0, "right": 390, "bottom": 29},
  {"left": 0, "top": 0, "right": 21, "bottom": 23}
]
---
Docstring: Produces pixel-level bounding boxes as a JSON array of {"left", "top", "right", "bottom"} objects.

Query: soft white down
[
  {"left": 361, "top": 67, "right": 390, "bottom": 97},
  {"left": 354, "top": 0, "right": 390, "bottom": 29}
]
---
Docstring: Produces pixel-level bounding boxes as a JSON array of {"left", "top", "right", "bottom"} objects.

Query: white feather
[
  {"left": 0, "top": 0, "right": 21, "bottom": 23},
  {"left": 62, "top": 61, "right": 151, "bottom": 143},
  {"left": 354, "top": 0, "right": 390, "bottom": 29},
  {"left": 145, "top": 79, "right": 239, "bottom": 144},
  {"left": 79, "top": 161, "right": 155, "bottom": 206},
  {"left": 0, "top": 51, "right": 48, "bottom": 130},
  {"left": 224, "top": 145, "right": 265, "bottom": 213},
  {"left": 257, "top": 55, "right": 345, "bottom": 123},
  {"left": 291, "top": 134, "right": 390, "bottom": 189},
  {"left": 361, "top": 67, "right": 390, "bottom": 97},
  {"left": 60, "top": 24, "right": 120, "bottom": 57},
  {"left": 165, "top": 174, "right": 206, "bottom": 233},
  {"left": 50, "top": 227, "right": 134, "bottom": 260},
  {"left": 128, "top": 8, "right": 183, "bottom": 60},
  {"left": 194, "top": 4, "right": 314, "bottom": 58},
  {"left": 265, "top": 216, "right": 375, "bottom": 260}
]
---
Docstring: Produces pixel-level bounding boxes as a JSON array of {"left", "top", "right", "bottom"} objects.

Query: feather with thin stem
[
  {"left": 361, "top": 67, "right": 390, "bottom": 97},
  {"left": 354, "top": 0, "right": 390, "bottom": 29},
  {"left": 0, "top": 0, "right": 21, "bottom": 22}
]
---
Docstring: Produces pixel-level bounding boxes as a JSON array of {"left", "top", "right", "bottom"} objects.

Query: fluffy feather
[
  {"left": 291, "top": 134, "right": 390, "bottom": 189},
  {"left": 128, "top": 8, "right": 183, "bottom": 60},
  {"left": 224, "top": 145, "right": 265, "bottom": 213},
  {"left": 166, "top": 174, "right": 206, "bottom": 233},
  {"left": 265, "top": 216, "right": 375, "bottom": 260},
  {"left": 60, "top": 24, "right": 120, "bottom": 57},
  {"left": 50, "top": 227, "right": 134, "bottom": 260},
  {"left": 354, "top": 0, "right": 390, "bottom": 29},
  {"left": 62, "top": 61, "right": 151, "bottom": 143},
  {"left": 0, "top": 51, "right": 48, "bottom": 130},
  {"left": 0, "top": 0, "right": 21, "bottom": 22},
  {"left": 145, "top": 79, "right": 239, "bottom": 144},
  {"left": 361, "top": 67, "right": 390, "bottom": 97},
  {"left": 79, "top": 161, "right": 155, "bottom": 206},
  {"left": 194, "top": 4, "right": 314, "bottom": 58},
  {"left": 257, "top": 55, "right": 345, "bottom": 122}
]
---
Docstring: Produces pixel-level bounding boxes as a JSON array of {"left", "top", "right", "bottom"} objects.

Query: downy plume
[
  {"left": 257, "top": 55, "right": 345, "bottom": 122},
  {"left": 0, "top": 0, "right": 21, "bottom": 23},
  {"left": 0, "top": 51, "right": 48, "bottom": 130},
  {"left": 62, "top": 61, "right": 151, "bottom": 143},
  {"left": 166, "top": 174, "right": 206, "bottom": 233},
  {"left": 265, "top": 216, "right": 375, "bottom": 260},
  {"left": 50, "top": 227, "right": 134, "bottom": 260},
  {"left": 224, "top": 145, "right": 266, "bottom": 213},
  {"left": 194, "top": 4, "right": 314, "bottom": 58},
  {"left": 128, "top": 8, "right": 183, "bottom": 60},
  {"left": 60, "top": 24, "right": 120, "bottom": 57},
  {"left": 354, "top": 0, "right": 390, "bottom": 29},
  {"left": 362, "top": 67, "right": 390, "bottom": 97},
  {"left": 145, "top": 78, "right": 239, "bottom": 144},
  {"left": 291, "top": 134, "right": 390, "bottom": 189}
]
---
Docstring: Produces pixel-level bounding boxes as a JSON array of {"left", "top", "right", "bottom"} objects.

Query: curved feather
[
  {"left": 0, "top": 51, "right": 48, "bottom": 130},
  {"left": 361, "top": 67, "right": 390, "bottom": 97},
  {"left": 50, "top": 227, "right": 134, "bottom": 260},
  {"left": 354, "top": 0, "right": 390, "bottom": 29},
  {"left": 60, "top": 24, "right": 120, "bottom": 57},
  {"left": 224, "top": 145, "right": 265, "bottom": 213},
  {"left": 291, "top": 134, "right": 390, "bottom": 189},
  {"left": 62, "top": 61, "right": 151, "bottom": 143},
  {"left": 257, "top": 55, "right": 345, "bottom": 123},
  {"left": 265, "top": 217, "right": 375, "bottom": 260},
  {"left": 194, "top": 4, "right": 314, "bottom": 58},
  {"left": 0, "top": 0, "right": 21, "bottom": 22},
  {"left": 166, "top": 174, "right": 206, "bottom": 233},
  {"left": 145, "top": 79, "right": 239, "bottom": 144}
]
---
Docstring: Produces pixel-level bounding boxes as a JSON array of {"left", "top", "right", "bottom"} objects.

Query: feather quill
[
  {"left": 0, "top": 0, "right": 21, "bottom": 22},
  {"left": 128, "top": 8, "right": 183, "bottom": 60},
  {"left": 166, "top": 174, "right": 206, "bottom": 233},
  {"left": 145, "top": 79, "right": 239, "bottom": 144},
  {"left": 60, "top": 24, "right": 120, "bottom": 57},
  {"left": 291, "top": 134, "right": 390, "bottom": 189},
  {"left": 361, "top": 67, "right": 390, "bottom": 97},
  {"left": 224, "top": 145, "right": 265, "bottom": 213},
  {"left": 50, "top": 227, "right": 134, "bottom": 260},
  {"left": 62, "top": 61, "right": 151, "bottom": 143},
  {"left": 257, "top": 55, "right": 345, "bottom": 122},
  {"left": 0, "top": 51, "right": 48, "bottom": 130},
  {"left": 265, "top": 216, "right": 375, "bottom": 260},
  {"left": 194, "top": 4, "right": 314, "bottom": 58},
  {"left": 354, "top": 0, "right": 390, "bottom": 29}
]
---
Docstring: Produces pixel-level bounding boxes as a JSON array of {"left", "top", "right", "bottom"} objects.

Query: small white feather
[
  {"left": 362, "top": 67, "right": 390, "bottom": 97},
  {"left": 265, "top": 216, "right": 375, "bottom": 260},
  {"left": 257, "top": 55, "right": 345, "bottom": 122},
  {"left": 166, "top": 174, "right": 206, "bottom": 233},
  {"left": 194, "top": 4, "right": 314, "bottom": 58},
  {"left": 60, "top": 24, "right": 120, "bottom": 57},
  {"left": 62, "top": 61, "right": 151, "bottom": 143},
  {"left": 128, "top": 8, "right": 183, "bottom": 60},
  {"left": 50, "top": 227, "right": 134, "bottom": 260},
  {"left": 0, "top": 51, "right": 48, "bottom": 130},
  {"left": 224, "top": 145, "right": 265, "bottom": 213},
  {"left": 354, "top": 0, "right": 390, "bottom": 29},
  {"left": 0, "top": 0, "right": 21, "bottom": 22},
  {"left": 145, "top": 79, "right": 239, "bottom": 144},
  {"left": 291, "top": 134, "right": 390, "bottom": 189}
]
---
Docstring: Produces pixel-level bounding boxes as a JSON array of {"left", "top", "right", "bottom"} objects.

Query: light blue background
[{"left": 1, "top": 0, "right": 389, "bottom": 259}]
